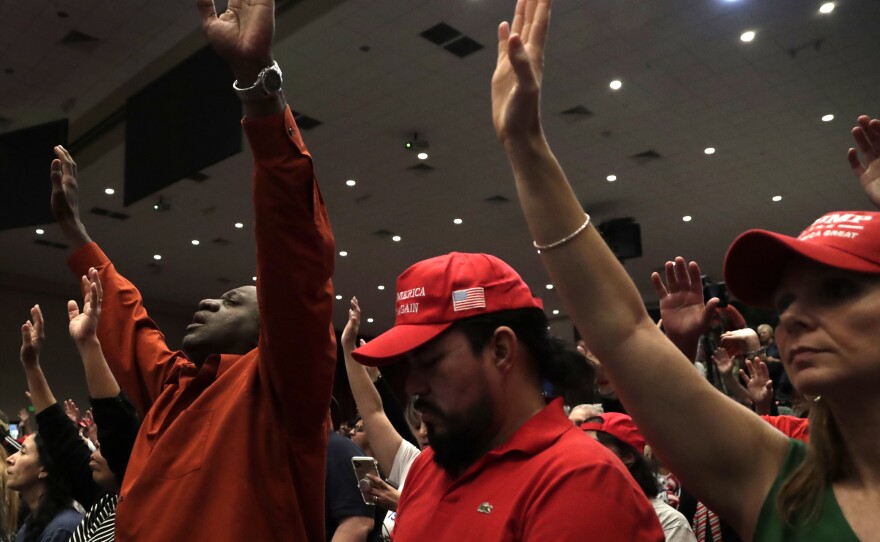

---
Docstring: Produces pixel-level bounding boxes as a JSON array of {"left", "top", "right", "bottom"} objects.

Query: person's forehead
[{"left": 222, "top": 285, "right": 258, "bottom": 300}]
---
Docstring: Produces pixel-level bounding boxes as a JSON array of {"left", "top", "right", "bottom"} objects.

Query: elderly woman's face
[{"left": 774, "top": 259, "right": 880, "bottom": 397}]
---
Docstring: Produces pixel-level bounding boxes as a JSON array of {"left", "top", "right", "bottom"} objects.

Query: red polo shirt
[{"left": 392, "top": 398, "right": 664, "bottom": 541}]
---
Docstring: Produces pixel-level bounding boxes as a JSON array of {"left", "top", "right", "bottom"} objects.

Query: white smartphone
[{"left": 351, "top": 456, "right": 380, "bottom": 505}]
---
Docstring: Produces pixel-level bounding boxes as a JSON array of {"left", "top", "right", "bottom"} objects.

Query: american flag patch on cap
[{"left": 452, "top": 287, "right": 486, "bottom": 311}]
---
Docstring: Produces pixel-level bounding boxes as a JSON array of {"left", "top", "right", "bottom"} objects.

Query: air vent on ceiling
[
  {"left": 34, "top": 239, "right": 67, "bottom": 250},
  {"left": 89, "top": 207, "right": 129, "bottom": 220},
  {"left": 485, "top": 195, "right": 510, "bottom": 204},
  {"left": 372, "top": 229, "right": 394, "bottom": 238},
  {"left": 631, "top": 150, "right": 661, "bottom": 165},
  {"left": 187, "top": 171, "right": 210, "bottom": 182},
  {"left": 212, "top": 238, "right": 231, "bottom": 247},
  {"left": 354, "top": 193, "right": 372, "bottom": 204},
  {"left": 408, "top": 163, "right": 435, "bottom": 173},
  {"left": 293, "top": 112, "right": 321, "bottom": 130},
  {"left": 561, "top": 105, "right": 593, "bottom": 117},
  {"left": 60, "top": 30, "right": 101, "bottom": 52},
  {"left": 147, "top": 263, "right": 162, "bottom": 275},
  {"left": 421, "top": 23, "right": 461, "bottom": 45},
  {"left": 444, "top": 37, "right": 483, "bottom": 58}
]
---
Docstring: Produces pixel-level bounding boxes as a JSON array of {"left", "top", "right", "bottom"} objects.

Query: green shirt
[{"left": 753, "top": 439, "right": 859, "bottom": 541}]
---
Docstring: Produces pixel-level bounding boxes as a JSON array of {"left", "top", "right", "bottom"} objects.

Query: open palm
[
  {"left": 848, "top": 115, "right": 880, "bottom": 209},
  {"left": 652, "top": 257, "right": 718, "bottom": 344},
  {"left": 69, "top": 269, "right": 102, "bottom": 343},
  {"left": 197, "top": 0, "right": 274, "bottom": 75},
  {"left": 492, "top": 0, "right": 550, "bottom": 143}
]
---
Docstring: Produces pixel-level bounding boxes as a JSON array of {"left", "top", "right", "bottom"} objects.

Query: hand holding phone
[{"left": 351, "top": 456, "right": 381, "bottom": 505}]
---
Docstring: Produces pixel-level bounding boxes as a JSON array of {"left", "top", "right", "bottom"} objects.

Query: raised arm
[
  {"left": 490, "top": 1, "right": 788, "bottom": 538},
  {"left": 848, "top": 115, "right": 880, "bottom": 209},
  {"left": 69, "top": 269, "right": 120, "bottom": 400},
  {"left": 20, "top": 305, "right": 103, "bottom": 509},
  {"left": 199, "top": 0, "right": 336, "bottom": 432},
  {"left": 54, "top": 147, "right": 183, "bottom": 416},
  {"left": 342, "top": 298, "right": 404, "bottom": 474}
]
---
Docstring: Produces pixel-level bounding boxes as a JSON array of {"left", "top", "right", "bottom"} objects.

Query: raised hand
[
  {"left": 197, "top": 0, "right": 274, "bottom": 81},
  {"left": 651, "top": 257, "right": 719, "bottom": 359},
  {"left": 63, "top": 399, "right": 81, "bottom": 424},
  {"left": 68, "top": 267, "right": 103, "bottom": 344},
  {"left": 341, "top": 297, "right": 362, "bottom": 354},
  {"left": 492, "top": 0, "right": 551, "bottom": 144},
  {"left": 50, "top": 146, "right": 91, "bottom": 247},
  {"left": 20, "top": 305, "right": 45, "bottom": 368},
  {"left": 740, "top": 358, "right": 773, "bottom": 415},
  {"left": 710, "top": 347, "right": 734, "bottom": 376},
  {"left": 847, "top": 115, "right": 880, "bottom": 209},
  {"left": 720, "top": 328, "right": 760, "bottom": 357}
]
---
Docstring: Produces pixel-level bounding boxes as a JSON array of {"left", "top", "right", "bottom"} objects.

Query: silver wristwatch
[{"left": 233, "top": 61, "right": 283, "bottom": 102}]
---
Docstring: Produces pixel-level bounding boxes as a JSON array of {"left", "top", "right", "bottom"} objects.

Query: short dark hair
[
  {"left": 593, "top": 430, "right": 659, "bottom": 498},
  {"left": 448, "top": 308, "right": 595, "bottom": 404}
]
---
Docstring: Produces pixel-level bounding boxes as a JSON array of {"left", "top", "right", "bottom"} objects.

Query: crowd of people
[{"left": 2, "top": 0, "right": 879, "bottom": 540}]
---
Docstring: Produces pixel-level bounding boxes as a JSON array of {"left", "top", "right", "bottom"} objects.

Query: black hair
[
  {"left": 22, "top": 434, "right": 72, "bottom": 542},
  {"left": 594, "top": 431, "right": 660, "bottom": 498},
  {"left": 448, "top": 308, "right": 596, "bottom": 404}
]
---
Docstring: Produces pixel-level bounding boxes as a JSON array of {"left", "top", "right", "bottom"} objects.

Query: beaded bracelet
[{"left": 534, "top": 213, "right": 591, "bottom": 253}]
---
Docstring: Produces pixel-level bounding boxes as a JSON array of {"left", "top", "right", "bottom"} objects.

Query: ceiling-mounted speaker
[{"left": 597, "top": 217, "right": 642, "bottom": 261}]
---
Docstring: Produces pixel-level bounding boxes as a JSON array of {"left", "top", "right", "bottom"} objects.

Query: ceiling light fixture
[
  {"left": 607, "top": 174, "right": 617, "bottom": 182},
  {"left": 819, "top": 2, "right": 835, "bottom": 14},
  {"left": 35, "top": 228, "right": 44, "bottom": 235},
  {"left": 234, "top": 222, "right": 244, "bottom": 229},
  {"left": 252, "top": 276, "right": 257, "bottom": 281},
  {"left": 191, "top": 240, "right": 200, "bottom": 246},
  {"left": 822, "top": 114, "right": 834, "bottom": 122},
  {"left": 153, "top": 254, "right": 162, "bottom": 260},
  {"left": 378, "top": 285, "right": 385, "bottom": 290},
  {"left": 339, "top": 251, "right": 348, "bottom": 257},
  {"left": 104, "top": 188, "right": 115, "bottom": 195},
  {"left": 772, "top": 195, "right": 782, "bottom": 202},
  {"left": 609, "top": 80, "right": 622, "bottom": 90},
  {"left": 417, "top": 152, "right": 429, "bottom": 160},
  {"left": 704, "top": 147, "right": 716, "bottom": 155},
  {"left": 682, "top": 216, "right": 693, "bottom": 222},
  {"left": 552, "top": 309, "right": 560, "bottom": 315},
  {"left": 152, "top": 197, "right": 170, "bottom": 212},
  {"left": 740, "top": 30, "right": 756, "bottom": 42},
  {"left": 392, "top": 235, "right": 402, "bottom": 242},
  {"left": 546, "top": 284, "right": 554, "bottom": 290},
  {"left": 367, "top": 318, "right": 374, "bottom": 323},
  {"left": 335, "top": 295, "right": 343, "bottom": 300},
  {"left": 346, "top": 179, "right": 356, "bottom": 187},
  {"left": 453, "top": 218, "right": 463, "bottom": 225}
]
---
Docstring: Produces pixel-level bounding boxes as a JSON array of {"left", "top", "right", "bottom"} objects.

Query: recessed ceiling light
[
  {"left": 335, "top": 295, "right": 343, "bottom": 300},
  {"left": 552, "top": 309, "right": 560, "bottom": 315},
  {"left": 367, "top": 318, "right": 374, "bottom": 323},
  {"left": 453, "top": 218, "right": 463, "bottom": 225},
  {"left": 234, "top": 222, "right": 244, "bottom": 229},
  {"left": 35, "top": 228, "right": 44, "bottom": 235},
  {"left": 252, "top": 276, "right": 257, "bottom": 281},
  {"left": 378, "top": 285, "right": 385, "bottom": 290},
  {"left": 104, "top": 188, "right": 115, "bottom": 195},
  {"left": 346, "top": 179, "right": 356, "bottom": 187},
  {"left": 339, "top": 251, "right": 348, "bottom": 257},
  {"left": 546, "top": 284, "right": 554, "bottom": 290},
  {"left": 609, "top": 80, "right": 622, "bottom": 90},
  {"left": 682, "top": 216, "right": 693, "bottom": 222},
  {"left": 821, "top": 114, "right": 834, "bottom": 122},
  {"left": 153, "top": 254, "right": 162, "bottom": 260},
  {"left": 392, "top": 235, "right": 402, "bottom": 242},
  {"left": 191, "top": 240, "right": 200, "bottom": 246},
  {"left": 704, "top": 147, "right": 716, "bottom": 155},
  {"left": 417, "top": 152, "right": 429, "bottom": 160},
  {"left": 772, "top": 195, "right": 782, "bottom": 202},
  {"left": 819, "top": 2, "right": 835, "bottom": 14},
  {"left": 740, "top": 30, "right": 756, "bottom": 42},
  {"left": 607, "top": 175, "right": 617, "bottom": 182}
]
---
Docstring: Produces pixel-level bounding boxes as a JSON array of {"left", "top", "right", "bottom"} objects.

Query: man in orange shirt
[{"left": 50, "top": 1, "right": 337, "bottom": 539}]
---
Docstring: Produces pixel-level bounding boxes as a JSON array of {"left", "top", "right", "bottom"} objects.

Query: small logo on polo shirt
[{"left": 477, "top": 502, "right": 493, "bottom": 514}]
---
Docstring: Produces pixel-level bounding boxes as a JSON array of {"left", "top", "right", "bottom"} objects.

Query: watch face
[{"left": 263, "top": 69, "right": 282, "bottom": 93}]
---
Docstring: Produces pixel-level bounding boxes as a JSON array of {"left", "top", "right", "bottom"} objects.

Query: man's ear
[{"left": 489, "top": 326, "right": 518, "bottom": 373}]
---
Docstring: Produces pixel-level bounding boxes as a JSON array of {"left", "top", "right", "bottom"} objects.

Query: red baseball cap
[
  {"left": 581, "top": 413, "right": 646, "bottom": 455},
  {"left": 724, "top": 211, "right": 880, "bottom": 308},
  {"left": 352, "top": 252, "right": 543, "bottom": 366}
]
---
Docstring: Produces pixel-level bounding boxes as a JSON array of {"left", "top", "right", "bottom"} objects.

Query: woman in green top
[{"left": 489, "top": 1, "right": 880, "bottom": 539}]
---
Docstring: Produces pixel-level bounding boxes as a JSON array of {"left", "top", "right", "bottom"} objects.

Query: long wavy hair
[
  {"left": 0, "top": 446, "right": 21, "bottom": 542},
  {"left": 776, "top": 399, "right": 843, "bottom": 526},
  {"left": 20, "top": 434, "right": 72, "bottom": 542}
]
